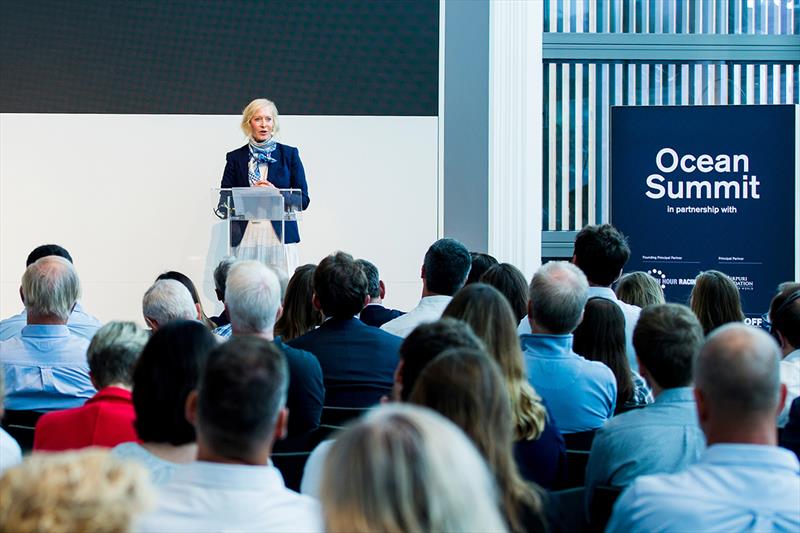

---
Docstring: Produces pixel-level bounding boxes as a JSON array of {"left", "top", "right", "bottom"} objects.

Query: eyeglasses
[{"left": 760, "top": 312, "right": 772, "bottom": 331}]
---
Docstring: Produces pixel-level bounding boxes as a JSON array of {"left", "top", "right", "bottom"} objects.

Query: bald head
[
  {"left": 528, "top": 261, "right": 589, "bottom": 334},
  {"left": 22, "top": 256, "right": 80, "bottom": 323},
  {"left": 695, "top": 324, "right": 782, "bottom": 427}
]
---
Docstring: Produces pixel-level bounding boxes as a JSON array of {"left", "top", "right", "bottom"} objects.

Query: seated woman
[
  {"left": 409, "top": 349, "right": 548, "bottom": 533},
  {"left": 480, "top": 263, "right": 530, "bottom": 324},
  {"left": 319, "top": 404, "right": 507, "bottom": 533},
  {"left": 690, "top": 270, "right": 745, "bottom": 336},
  {"left": 573, "top": 297, "right": 653, "bottom": 413},
  {"left": 443, "top": 283, "right": 566, "bottom": 489},
  {"left": 274, "top": 264, "right": 323, "bottom": 342},
  {"left": 112, "top": 320, "right": 217, "bottom": 484},
  {"left": 615, "top": 271, "right": 665, "bottom": 309}
]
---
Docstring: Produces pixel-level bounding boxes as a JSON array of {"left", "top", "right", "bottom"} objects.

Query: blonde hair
[
  {"left": 0, "top": 449, "right": 153, "bottom": 533},
  {"left": 443, "top": 284, "right": 547, "bottom": 440},
  {"left": 320, "top": 404, "right": 508, "bottom": 533},
  {"left": 240, "top": 98, "right": 280, "bottom": 138},
  {"left": 615, "top": 271, "right": 665, "bottom": 308}
]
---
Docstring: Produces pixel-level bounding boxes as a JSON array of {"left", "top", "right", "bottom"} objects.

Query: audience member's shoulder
[{"left": 0, "top": 427, "right": 22, "bottom": 473}]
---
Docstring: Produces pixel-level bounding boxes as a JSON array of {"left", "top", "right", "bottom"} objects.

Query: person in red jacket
[{"left": 34, "top": 322, "right": 149, "bottom": 451}]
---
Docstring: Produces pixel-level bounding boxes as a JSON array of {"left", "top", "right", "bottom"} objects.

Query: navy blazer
[
  {"left": 288, "top": 318, "right": 402, "bottom": 408},
  {"left": 359, "top": 305, "right": 405, "bottom": 328},
  {"left": 220, "top": 143, "right": 310, "bottom": 247},
  {"left": 274, "top": 339, "right": 325, "bottom": 438}
]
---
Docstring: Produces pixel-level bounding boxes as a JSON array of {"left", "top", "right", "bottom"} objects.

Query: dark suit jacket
[
  {"left": 780, "top": 396, "right": 800, "bottom": 461},
  {"left": 220, "top": 143, "right": 310, "bottom": 247},
  {"left": 288, "top": 318, "right": 402, "bottom": 408},
  {"left": 274, "top": 339, "right": 325, "bottom": 438},
  {"left": 359, "top": 304, "right": 405, "bottom": 328}
]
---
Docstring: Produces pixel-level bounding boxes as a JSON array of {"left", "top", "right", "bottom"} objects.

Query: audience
[
  {"left": 1, "top": 255, "right": 95, "bottom": 411},
  {"left": 290, "top": 252, "right": 401, "bottom": 407},
  {"left": 274, "top": 264, "right": 323, "bottom": 341},
  {"left": 112, "top": 320, "right": 216, "bottom": 484},
  {"left": 410, "top": 349, "right": 547, "bottom": 533},
  {"left": 573, "top": 297, "right": 652, "bottom": 413},
  {"left": 141, "top": 279, "right": 198, "bottom": 332},
  {"left": 466, "top": 251, "right": 499, "bottom": 285},
  {"left": 780, "top": 397, "right": 800, "bottom": 460},
  {"left": 209, "top": 256, "right": 237, "bottom": 327},
  {"left": 585, "top": 304, "right": 706, "bottom": 507},
  {"left": 607, "top": 324, "right": 800, "bottom": 532},
  {"left": 0, "top": 244, "right": 101, "bottom": 341},
  {"left": 319, "top": 404, "right": 508, "bottom": 533},
  {"left": 768, "top": 282, "right": 800, "bottom": 427},
  {"left": 382, "top": 238, "right": 471, "bottom": 337},
  {"left": 156, "top": 270, "right": 217, "bottom": 329},
  {"left": 443, "top": 283, "right": 566, "bottom": 489},
  {"left": 34, "top": 321, "right": 149, "bottom": 451},
  {"left": 690, "top": 269, "right": 745, "bottom": 335},
  {"left": 480, "top": 262, "right": 530, "bottom": 323},
  {"left": 0, "top": 368, "right": 22, "bottom": 473},
  {"left": 217, "top": 260, "right": 325, "bottom": 438},
  {"left": 0, "top": 449, "right": 153, "bottom": 533},
  {"left": 137, "top": 336, "right": 321, "bottom": 532},
  {"left": 521, "top": 261, "right": 616, "bottom": 433},
  {"left": 356, "top": 258, "right": 404, "bottom": 327},
  {"left": 615, "top": 271, "right": 665, "bottom": 309}
]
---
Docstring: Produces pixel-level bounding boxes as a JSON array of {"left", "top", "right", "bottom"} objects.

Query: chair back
[
  {"left": 562, "top": 429, "right": 597, "bottom": 451},
  {"left": 548, "top": 487, "right": 588, "bottom": 532},
  {"left": 320, "top": 405, "right": 370, "bottom": 427},
  {"left": 556, "top": 449, "right": 590, "bottom": 489},
  {"left": 1, "top": 409, "right": 44, "bottom": 452},
  {"left": 589, "top": 485, "right": 623, "bottom": 532},
  {"left": 271, "top": 451, "right": 312, "bottom": 492}
]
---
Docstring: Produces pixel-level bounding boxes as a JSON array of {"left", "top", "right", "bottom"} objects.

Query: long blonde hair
[
  {"left": 320, "top": 404, "right": 508, "bottom": 533},
  {"left": 444, "top": 283, "right": 547, "bottom": 440}
]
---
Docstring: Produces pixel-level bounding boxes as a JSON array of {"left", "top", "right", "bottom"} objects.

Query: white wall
[{"left": 0, "top": 114, "right": 438, "bottom": 324}]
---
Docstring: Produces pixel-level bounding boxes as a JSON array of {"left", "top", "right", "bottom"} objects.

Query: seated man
[
  {"left": 224, "top": 260, "right": 324, "bottom": 439},
  {"left": 381, "top": 238, "right": 471, "bottom": 338},
  {"left": 34, "top": 321, "right": 149, "bottom": 451},
  {"left": 209, "top": 256, "right": 236, "bottom": 327},
  {"left": 357, "top": 259, "right": 404, "bottom": 327},
  {"left": 608, "top": 324, "right": 800, "bottom": 532},
  {"left": 585, "top": 304, "right": 706, "bottom": 507},
  {"left": 137, "top": 337, "right": 320, "bottom": 532},
  {"left": 521, "top": 261, "right": 616, "bottom": 433},
  {"left": 768, "top": 282, "right": 800, "bottom": 427},
  {"left": 0, "top": 244, "right": 101, "bottom": 341},
  {"left": 0, "top": 256, "right": 95, "bottom": 411},
  {"left": 141, "top": 279, "right": 198, "bottom": 332},
  {"left": 290, "top": 252, "right": 402, "bottom": 407}
]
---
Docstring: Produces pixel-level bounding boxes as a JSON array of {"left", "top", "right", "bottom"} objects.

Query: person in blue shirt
[
  {"left": 608, "top": 324, "right": 800, "bottom": 533},
  {"left": 0, "top": 256, "right": 95, "bottom": 411},
  {"left": 520, "top": 261, "right": 617, "bottom": 434},
  {"left": 0, "top": 244, "right": 101, "bottom": 341},
  {"left": 585, "top": 303, "right": 707, "bottom": 510}
]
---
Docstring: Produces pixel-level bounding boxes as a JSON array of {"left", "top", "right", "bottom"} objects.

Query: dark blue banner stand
[{"left": 611, "top": 104, "right": 799, "bottom": 326}]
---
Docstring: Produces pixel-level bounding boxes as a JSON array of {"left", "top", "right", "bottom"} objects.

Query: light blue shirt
[
  {"left": 0, "top": 302, "right": 102, "bottom": 341},
  {"left": 112, "top": 442, "right": 177, "bottom": 485},
  {"left": 212, "top": 323, "right": 232, "bottom": 338},
  {"left": 0, "top": 324, "right": 95, "bottom": 411},
  {"left": 585, "top": 387, "right": 705, "bottom": 507},
  {"left": 607, "top": 444, "right": 800, "bottom": 533},
  {"left": 521, "top": 333, "right": 616, "bottom": 433}
]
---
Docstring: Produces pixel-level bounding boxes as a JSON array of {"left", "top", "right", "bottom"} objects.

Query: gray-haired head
[
  {"left": 528, "top": 261, "right": 589, "bottom": 334},
  {"left": 87, "top": 322, "right": 150, "bottom": 389},
  {"left": 22, "top": 256, "right": 80, "bottom": 322},
  {"left": 142, "top": 279, "right": 197, "bottom": 331},
  {"left": 213, "top": 256, "right": 237, "bottom": 299},
  {"left": 695, "top": 323, "right": 782, "bottom": 424},
  {"left": 356, "top": 259, "right": 381, "bottom": 299},
  {"left": 225, "top": 260, "right": 281, "bottom": 335}
]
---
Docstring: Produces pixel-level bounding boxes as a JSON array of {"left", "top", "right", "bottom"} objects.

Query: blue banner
[{"left": 611, "top": 105, "right": 798, "bottom": 327}]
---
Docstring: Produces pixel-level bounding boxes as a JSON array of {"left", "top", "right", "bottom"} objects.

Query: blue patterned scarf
[{"left": 248, "top": 137, "right": 277, "bottom": 184}]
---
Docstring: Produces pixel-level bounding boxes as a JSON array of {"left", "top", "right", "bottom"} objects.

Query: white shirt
[
  {"left": 607, "top": 444, "right": 800, "bottom": 533},
  {"left": 380, "top": 295, "right": 452, "bottom": 338},
  {"left": 136, "top": 461, "right": 322, "bottom": 533},
  {"left": 779, "top": 349, "right": 800, "bottom": 427},
  {"left": 0, "top": 427, "right": 22, "bottom": 474},
  {"left": 300, "top": 439, "right": 334, "bottom": 498}
]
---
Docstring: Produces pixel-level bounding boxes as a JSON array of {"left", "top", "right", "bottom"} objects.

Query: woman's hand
[{"left": 254, "top": 179, "right": 276, "bottom": 188}]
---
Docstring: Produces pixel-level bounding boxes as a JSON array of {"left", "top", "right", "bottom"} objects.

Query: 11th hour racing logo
[{"left": 647, "top": 268, "right": 695, "bottom": 288}]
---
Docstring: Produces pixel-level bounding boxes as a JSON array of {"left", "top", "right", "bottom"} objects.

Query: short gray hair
[
  {"left": 22, "top": 256, "right": 80, "bottom": 322},
  {"left": 528, "top": 261, "right": 589, "bottom": 334},
  {"left": 225, "top": 260, "right": 281, "bottom": 334},
  {"left": 142, "top": 279, "right": 196, "bottom": 327},
  {"left": 696, "top": 323, "right": 782, "bottom": 419},
  {"left": 87, "top": 322, "right": 149, "bottom": 388}
]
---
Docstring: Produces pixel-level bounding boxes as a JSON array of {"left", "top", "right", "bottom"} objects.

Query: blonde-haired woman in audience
[
  {"left": 615, "top": 271, "right": 665, "bottom": 309},
  {"left": 274, "top": 264, "right": 323, "bottom": 341},
  {"left": 690, "top": 269, "right": 745, "bottom": 335},
  {"left": 443, "top": 283, "right": 565, "bottom": 489},
  {"left": 320, "top": 403, "right": 508, "bottom": 533},
  {"left": 0, "top": 449, "right": 153, "bottom": 533},
  {"left": 410, "top": 349, "right": 547, "bottom": 533}
]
